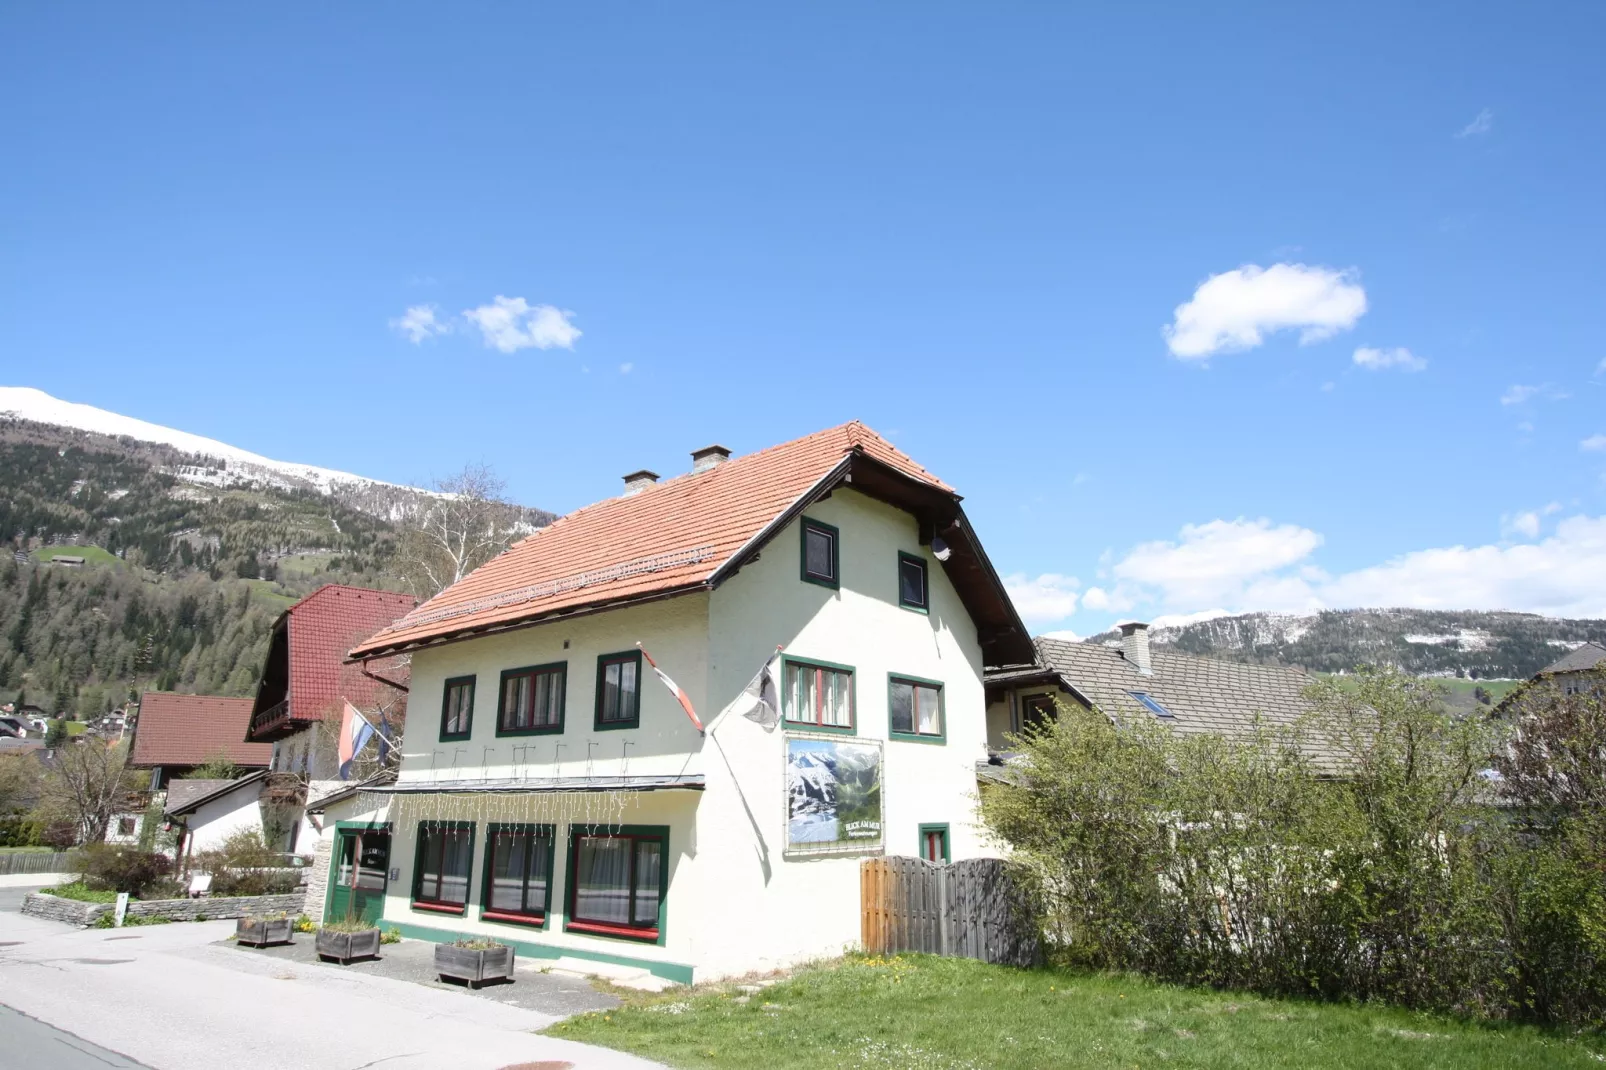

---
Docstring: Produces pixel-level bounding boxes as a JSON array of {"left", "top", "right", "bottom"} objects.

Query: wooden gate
[{"left": 861, "top": 856, "right": 1039, "bottom": 967}]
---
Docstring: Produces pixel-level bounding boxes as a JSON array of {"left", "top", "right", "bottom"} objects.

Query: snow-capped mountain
[{"left": 0, "top": 386, "right": 411, "bottom": 497}]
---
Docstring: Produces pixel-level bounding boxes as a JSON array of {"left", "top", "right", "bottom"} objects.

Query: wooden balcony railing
[{"left": 248, "top": 698, "right": 291, "bottom": 741}]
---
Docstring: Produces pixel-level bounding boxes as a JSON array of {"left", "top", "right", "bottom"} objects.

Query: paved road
[
  {"left": 0, "top": 1004, "right": 154, "bottom": 1070},
  {"left": 0, "top": 898, "right": 664, "bottom": 1070}
]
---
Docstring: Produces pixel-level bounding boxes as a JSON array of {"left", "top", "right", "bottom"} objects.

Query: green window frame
[
  {"left": 439, "top": 676, "right": 475, "bottom": 742},
  {"left": 897, "top": 552, "right": 929, "bottom": 612},
  {"left": 411, "top": 820, "right": 475, "bottom": 915},
  {"left": 888, "top": 673, "right": 945, "bottom": 743},
  {"left": 919, "top": 823, "right": 951, "bottom": 864},
  {"left": 594, "top": 650, "right": 642, "bottom": 731},
  {"left": 799, "top": 517, "right": 840, "bottom": 589},
  {"left": 565, "top": 824, "right": 669, "bottom": 944},
  {"left": 497, "top": 662, "right": 566, "bottom": 736},
  {"left": 480, "top": 823, "right": 556, "bottom": 927},
  {"left": 782, "top": 655, "right": 856, "bottom": 734}
]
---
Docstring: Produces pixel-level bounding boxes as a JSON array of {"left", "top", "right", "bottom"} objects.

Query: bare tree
[
  {"left": 394, "top": 463, "right": 523, "bottom": 597},
  {"left": 33, "top": 740, "right": 142, "bottom": 843}
]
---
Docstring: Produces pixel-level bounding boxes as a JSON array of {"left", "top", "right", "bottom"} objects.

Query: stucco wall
[
  {"left": 694, "top": 488, "right": 993, "bottom": 977},
  {"left": 185, "top": 781, "right": 266, "bottom": 853}
]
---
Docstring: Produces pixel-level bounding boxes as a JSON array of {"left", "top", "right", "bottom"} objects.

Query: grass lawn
[
  {"left": 32, "top": 544, "right": 121, "bottom": 567},
  {"left": 552, "top": 954, "right": 1605, "bottom": 1070}
]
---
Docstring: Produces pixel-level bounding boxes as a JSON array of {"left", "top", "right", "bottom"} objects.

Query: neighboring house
[
  {"left": 1495, "top": 641, "right": 1606, "bottom": 716},
  {"left": 0, "top": 716, "right": 33, "bottom": 739},
  {"left": 342, "top": 422, "right": 1031, "bottom": 983},
  {"left": 984, "top": 623, "right": 1325, "bottom": 771},
  {"left": 164, "top": 772, "right": 272, "bottom": 860},
  {"left": 244, "top": 584, "right": 415, "bottom": 858},
  {"left": 127, "top": 692, "right": 271, "bottom": 789}
]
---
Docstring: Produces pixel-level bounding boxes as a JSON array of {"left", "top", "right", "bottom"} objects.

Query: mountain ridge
[{"left": 1088, "top": 608, "right": 1606, "bottom": 679}]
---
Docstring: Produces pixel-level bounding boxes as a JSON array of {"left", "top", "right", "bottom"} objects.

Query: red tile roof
[
  {"left": 351, "top": 421, "right": 952, "bottom": 658},
  {"left": 128, "top": 693, "right": 271, "bottom": 769},
  {"left": 285, "top": 585, "right": 417, "bottom": 724}
]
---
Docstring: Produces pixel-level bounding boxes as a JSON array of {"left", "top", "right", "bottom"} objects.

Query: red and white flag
[{"left": 637, "top": 643, "right": 704, "bottom": 733}]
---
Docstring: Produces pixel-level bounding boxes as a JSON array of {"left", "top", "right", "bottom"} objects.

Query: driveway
[{"left": 0, "top": 897, "right": 665, "bottom": 1070}]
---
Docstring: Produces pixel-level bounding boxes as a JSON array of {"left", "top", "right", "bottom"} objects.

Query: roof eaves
[{"left": 705, "top": 454, "right": 854, "bottom": 589}]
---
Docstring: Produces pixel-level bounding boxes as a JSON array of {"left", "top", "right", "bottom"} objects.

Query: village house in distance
[{"left": 342, "top": 422, "right": 1031, "bottom": 983}]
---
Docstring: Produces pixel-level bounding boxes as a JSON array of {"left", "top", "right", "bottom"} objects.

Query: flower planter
[
  {"left": 434, "top": 943, "right": 515, "bottom": 988},
  {"left": 235, "top": 917, "right": 293, "bottom": 948},
  {"left": 316, "top": 927, "right": 382, "bottom": 964}
]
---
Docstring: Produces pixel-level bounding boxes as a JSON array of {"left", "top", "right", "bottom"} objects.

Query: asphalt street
[{"left": 0, "top": 885, "right": 664, "bottom": 1070}]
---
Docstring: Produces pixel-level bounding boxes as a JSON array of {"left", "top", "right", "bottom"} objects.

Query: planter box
[
  {"left": 434, "top": 943, "right": 515, "bottom": 988},
  {"left": 316, "top": 928, "right": 382, "bottom": 964},
  {"left": 236, "top": 917, "right": 293, "bottom": 948}
]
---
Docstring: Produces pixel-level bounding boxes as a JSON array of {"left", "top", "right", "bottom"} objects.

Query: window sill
[
  {"left": 438, "top": 734, "right": 472, "bottom": 744},
  {"left": 482, "top": 909, "right": 547, "bottom": 928},
  {"left": 593, "top": 720, "right": 640, "bottom": 732},
  {"left": 411, "top": 900, "right": 466, "bottom": 915},
  {"left": 783, "top": 721, "right": 856, "bottom": 735},
  {"left": 889, "top": 731, "right": 946, "bottom": 745},
  {"left": 494, "top": 725, "right": 564, "bottom": 738},
  {"left": 898, "top": 603, "right": 930, "bottom": 615},
  {"left": 565, "top": 919, "right": 660, "bottom": 942}
]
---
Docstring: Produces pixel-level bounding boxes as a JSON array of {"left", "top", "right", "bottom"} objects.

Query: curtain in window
[
  {"left": 916, "top": 686, "right": 940, "bottom": 734},
  {"left": 633, "top": 840, "right": 662, "bottom": 925},
  {"left": 440, "top": 830, "right": 471, "bottom": 903},
  {"left": 575, "top": 836, "right": 632, "bottom": 923},
  {"left": 787, "top": 663, "right": 852, "bottom": 727},
  {"left": 601, "top": 659, "right": 638, "bottom": 722},
  {"left": 489, "top": 831, "right": 527, "bottom": 911}
]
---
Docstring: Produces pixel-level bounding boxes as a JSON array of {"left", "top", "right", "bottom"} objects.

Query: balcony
[{"left": 247, "top": 698, "right": 294, "bottom": 742}]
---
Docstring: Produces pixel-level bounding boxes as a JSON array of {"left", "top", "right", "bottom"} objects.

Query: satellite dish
[{"left": 931, "top": 536, "right": 952, "bottom": 562}]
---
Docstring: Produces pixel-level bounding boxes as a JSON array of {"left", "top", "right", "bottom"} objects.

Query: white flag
[{"left": 737, "top": 650, "right": 782, "bottom": 730}]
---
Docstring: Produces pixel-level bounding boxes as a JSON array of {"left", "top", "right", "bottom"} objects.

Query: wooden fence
[
  {"left": 861, "top": 856, "right": 1040, "bottom": 967},
  {"left": 0, "top": 851, "right": 73, "bottom": 876}
]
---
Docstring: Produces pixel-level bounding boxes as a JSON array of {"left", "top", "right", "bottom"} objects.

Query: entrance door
[{"left": 327, "top": 828, "right": 391, "bottom": 925}]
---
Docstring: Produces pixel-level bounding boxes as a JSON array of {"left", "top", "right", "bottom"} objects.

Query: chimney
[
  {"left": 621, "top": 469, "right": 660, "bottom": 496},
  {"left": 690, "top": 444, "right": 731, "bottom": 474},
  {"left": 1119, "top": 621, "right": 1153, "bottom": 676}
]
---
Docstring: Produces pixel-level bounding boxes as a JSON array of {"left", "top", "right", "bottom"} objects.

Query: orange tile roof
[
  {"left": 129, "top": 692, "right": 272, "bottom": 768},
  {"left": 350, "top": 421, "right": 951, "bottom": 657}
]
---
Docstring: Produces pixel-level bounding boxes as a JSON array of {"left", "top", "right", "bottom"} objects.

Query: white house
[
  {"left": 164, "top": 772, "right": 271, "bottom": 856},
  {"left": 344, "top": 423, "right": 1032, "bottom": 983}
]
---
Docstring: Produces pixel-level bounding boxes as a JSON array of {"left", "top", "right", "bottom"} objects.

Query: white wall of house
[
  {"left": 183, "top": 780, "right": 266, "bottom": 854},
  {"left": 381, "top": 486, "right": 996, "bottom": 980}
]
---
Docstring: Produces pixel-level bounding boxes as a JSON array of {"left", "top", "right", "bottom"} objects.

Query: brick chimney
[
  {"left": 621, "top": 469, "right": 660, "bottom": 496},
  {"left": 690, "top": 444, "right": 731, "bottom": 474},
  {"left": 1119, "top": 621, "right": 1153, "bottom": 676}
]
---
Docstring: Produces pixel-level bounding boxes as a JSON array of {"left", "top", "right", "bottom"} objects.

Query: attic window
[
  {"left": 1128, "top": 691, "right": 1174, "bottom": 719},
  {"left": 800, "top": 518, "right": 839, "bottom": 588}
]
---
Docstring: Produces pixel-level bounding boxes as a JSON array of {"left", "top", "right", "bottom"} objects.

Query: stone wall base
[{"left": 21, "top": 891, "right": 307, "bottom": 927}]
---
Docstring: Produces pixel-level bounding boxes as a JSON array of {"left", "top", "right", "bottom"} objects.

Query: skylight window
[{"left": 1128, "top": 691, "right": 1174, "bottom": 719}]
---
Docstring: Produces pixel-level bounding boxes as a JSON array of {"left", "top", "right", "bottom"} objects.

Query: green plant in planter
[
  {"left": 322, "top": 918, "right": 379, "bottom": 933},
  {"left": 381, "top": 927, "right": 401, "bottom": 944},
  {"left": 451, "top": 937, "right": 506, "bottom": 951}
]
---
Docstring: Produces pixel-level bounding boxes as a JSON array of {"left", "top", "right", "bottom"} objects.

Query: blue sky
[{"left": 4, "top": 4, "right": 1604, "bottom": 633}]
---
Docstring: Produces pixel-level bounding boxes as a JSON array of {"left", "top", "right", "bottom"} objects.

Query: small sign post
[{"left": 114, "top": 892, "right": 129, "bottom": 928}]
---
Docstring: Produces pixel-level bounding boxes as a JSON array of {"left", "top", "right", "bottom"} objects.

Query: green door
[{"left": 327, "top": 829, "right": 390, "bottom": 925}]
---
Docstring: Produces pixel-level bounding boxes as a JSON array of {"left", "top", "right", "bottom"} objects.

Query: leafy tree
[{"left": 44, "top": 719, "right": 68, "bottom": 748}]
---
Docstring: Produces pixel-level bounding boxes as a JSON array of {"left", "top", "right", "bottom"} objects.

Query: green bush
[
  {"left": 69, "top": 843, "right": 172, "bottom": 897},
  {"left": 190, "top": 828, "right": 301, "bottom": 896},
  {"left": 0, "top": 816, "right": 44, "bottom": 847},
  {"left": 44, "top": 880, "right": 119, "bottom": 903},
  {"left": 981, "top": 667, "right": 1606, "bottom": 1027}
]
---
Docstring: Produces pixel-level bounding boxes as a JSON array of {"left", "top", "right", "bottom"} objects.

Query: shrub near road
[{"left": 553, "top": 954, "right": 1605, "bottom": 1070}]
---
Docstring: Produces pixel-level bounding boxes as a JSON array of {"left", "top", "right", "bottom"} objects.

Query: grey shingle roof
[
  {"left": 1538, "top": 642, "right": 1606, "bottom": 676},
  {"left": 999, "top": 637, "right": 1328, "bottom": 757}
]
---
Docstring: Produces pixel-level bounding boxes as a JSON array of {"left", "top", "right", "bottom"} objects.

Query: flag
[
  {"left": 736, "top": 649, "right": 782, "bottom": 729},
  {"left": 375, "top": 709, "right": 393, "bottom": 767},
  {"left": 637, "top": 643, "right": 704, "bottom": 733},
  {"left": 337, "top": 700, "right": 375, "bottom": 780}
]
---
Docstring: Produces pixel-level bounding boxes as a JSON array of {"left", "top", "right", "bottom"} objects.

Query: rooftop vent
[
  {"left": 691, "top": 444, "right": 731, "bottom": 474},
  {"left": 621, "top": 469, "right": 660, "bottom": 496},
  {"left": 1119, "top": 621, "right": 1153, "bottom": 676}
]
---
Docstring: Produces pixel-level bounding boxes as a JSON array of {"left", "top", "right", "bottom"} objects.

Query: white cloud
[
  {"left": 463, "top": 296, "right": 581, "bottom": 353},
  {"left": 1113, "top": 518, "right": 1324, "bottom": 607},
  {"left": 1041, "top": 629, "right": 1083, "bottom": 642},
  {"left": 1506, "top": 511, "right": 1542, "bottom": 539},
  {"left": 619, "top": 362, "right": 634, "bottom": 375},
  {"left": 1149, "top": 608, "right": 1233, "bottom": 629},
  {"left": 1003, "top": 573, "right": 1080, "bottom": 623},
  {"left": 1164, "top": 263, "right": 1367, "bottom": 360},
  {"left": 1501, "top": 383, "right": 1568, "bottom": 406},
  {"left": 390, "top": 304, "right": 450, "bottom": 344},
  {"left": 1353, "top": 346, "right": 1427, "bottom": 372},
  {"left": 1080, "top": 586, "right": 1110, "bottom": 612},
  {"left": 1455, "top": 108, "right": 1494, "bottom": 139},
  {"left": 1582, "top": 434, "right": 1606, "bottom": 452}
]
